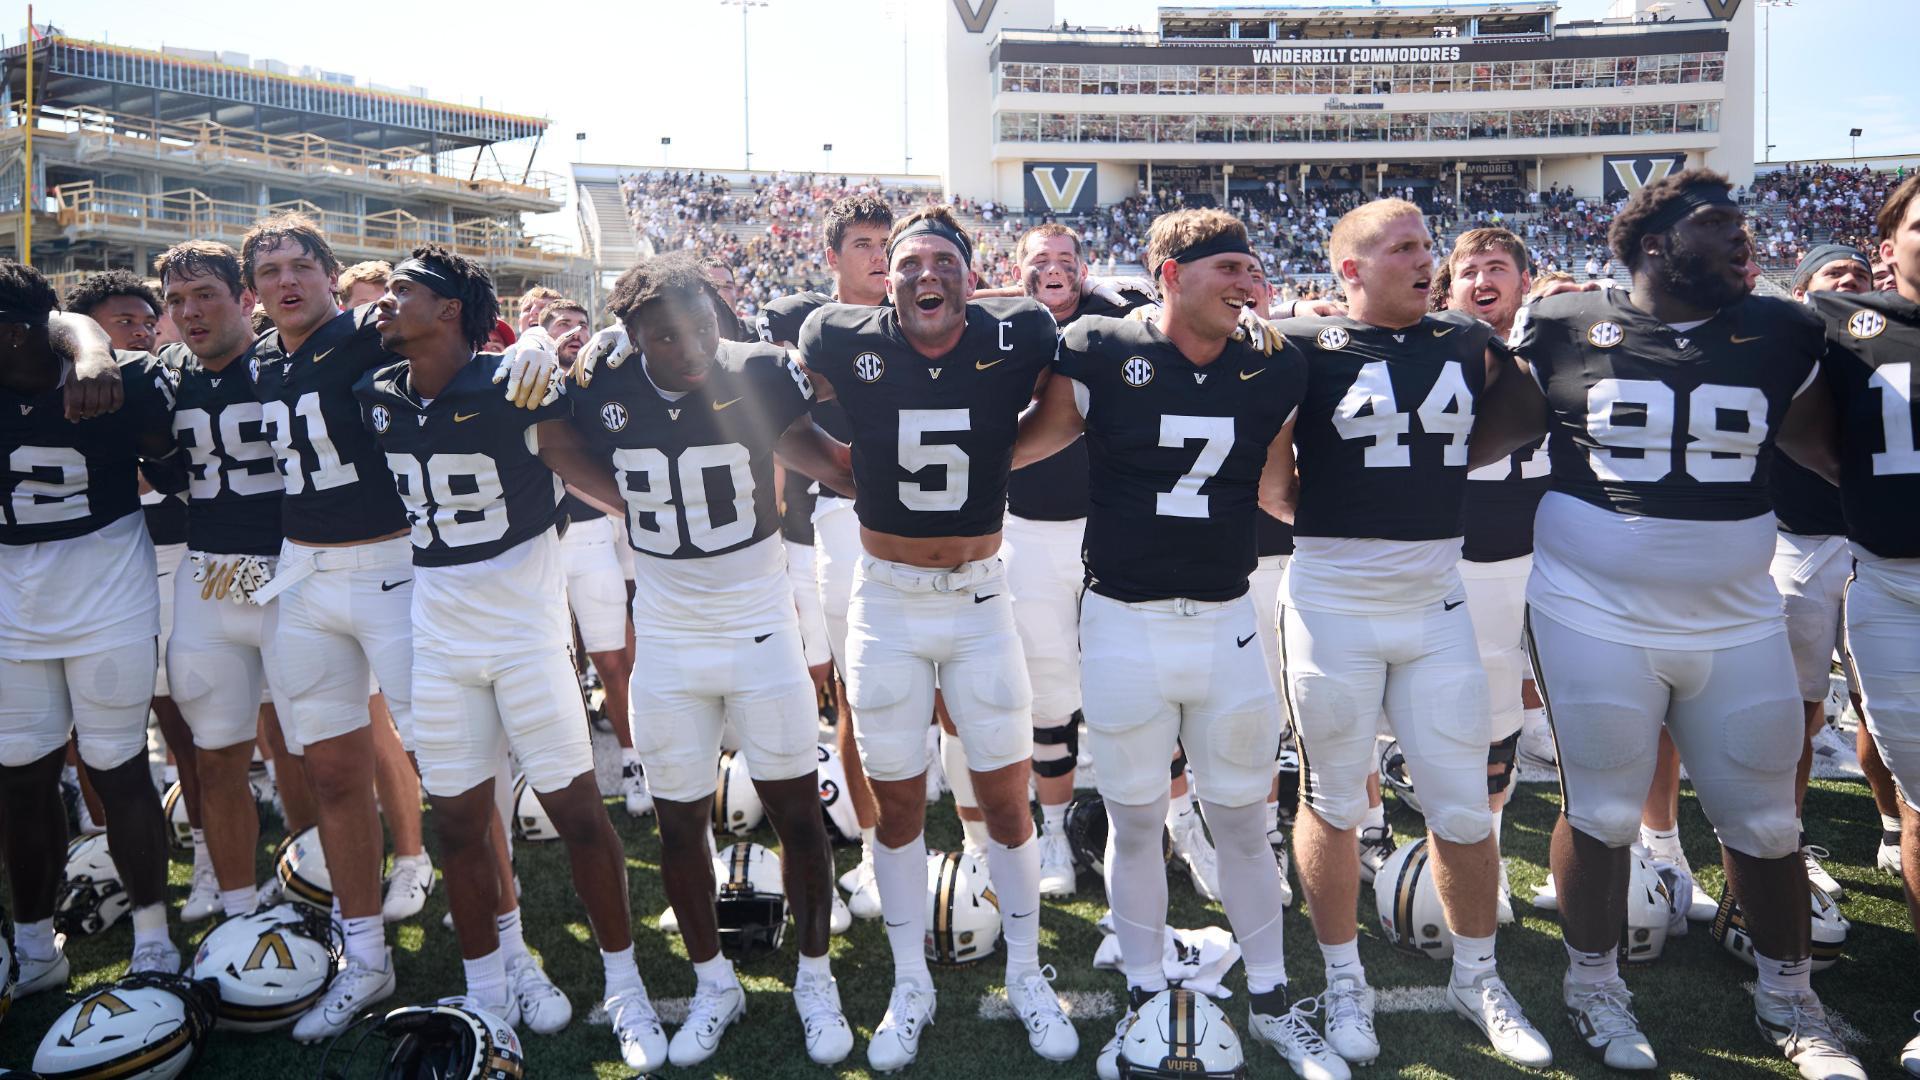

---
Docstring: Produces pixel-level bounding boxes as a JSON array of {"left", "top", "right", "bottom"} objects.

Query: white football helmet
[
  {"left": 1711, "top": 882, "right": 1849, "bottom": 973},
  {"left": 713, "top": 751, "right": 764, "bottom": 836},
  {"left": 813, "top": 744, "right": 860, "bottom": 845},
  {"left": 1375, "top": 836, "right": 1451, "bottom": 960},
  {"left": 188, "top": 903, "right": 340, "bottom": 1032},
  {"left": 1619, "top": 851, "right": 1672, "bottom": 963},
  {"left": 317, "top": 998, "right": 525, "bottom": 1080},
  {"left": 56, "top": 834, "right": 128, "bottom": 937},
  {"left": 274, "top": 825, "right": 333, "bottom": 911},
  {"left": 1, "top": 906, "right": 17, "bottom": 1027},
  {"left": 161, "top": 781, "right": 194, "bottom": 851},
  {"left": 511, "top": 775, "right": 560, "bottom": 843},
  {"left": 1116, "top": 987, "right": 1248, "bottom": 1079},
  {"left": 714, "top": 842, "right": 788, "bottom": 961},
  {"left": 925, "top": 849, "right": 999, "bottom": 965},
  {"left": 1378, "top": 738, "right": 1422, "bottom": 816},
  {"left": 32, "top": 973, "right": 216, "bottom": 1080}
]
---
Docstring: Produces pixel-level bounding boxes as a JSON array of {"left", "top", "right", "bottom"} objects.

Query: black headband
[
  {"left": 1642, "top": 185, "right": 1738, "bottom": 235},
  {"left": 0, "top": 308, "right": 49, "bottom": 326},
  {"left": 390, "top": 257, "right": 459, "bottom": 298},
  {"left": 888, "top": 218, "right": 973, "bottom": 268},
  {"left": 1160, "top": 232, "right": 1256, "bottom": 278}
]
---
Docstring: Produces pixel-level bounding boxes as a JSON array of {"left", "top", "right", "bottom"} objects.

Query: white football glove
[
  {"left": 573, "top": 325, "right": 634, "bottom": 389},
  {"left": 492, "top": 328, "right": 565, "bottom": 408}
]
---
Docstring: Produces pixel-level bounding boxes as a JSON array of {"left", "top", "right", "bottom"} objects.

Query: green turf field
[{"left": 2, "top": 776, "right": 1912, "bottom": 1078}]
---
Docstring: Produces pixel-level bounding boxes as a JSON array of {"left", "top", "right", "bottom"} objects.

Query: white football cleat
[
  {"left": 507, "top": 953, "right": 572, "bottom": 1034},
  {"left": 1038, "top": 828, "right": 1076, "bottom": 898},
  {"left": 1247, "top": 994, "right": 1351, "bottom": 1080},
  {"left": 794, "top": 971, "right": 855, "bottom": 1065},
  {"left": 181, "top": 863, "right": 221, "bottom": 923},
  {"left": 15, "top": 934, "right": 69, "bottom": 998},
  {"left": 829, "top": 894, "right": 852, "bottom": 935},
  {"left": 841, "top": 852, "right": 883, "bottom": 920},
  {"left": 1755, "top": 988, "right": 1866, "bottom": 1080},
  {"left": 128, "top": 939, "right": 180, "bottom": 976},
  {"left": 1320, "top": 975, "right": 1379, "bottom": 1065},
  {"left": 1878, "top": 832, "right": 1904, "bottom": 875},
  {"left": 1564, "top": 974, "right": 1657, "bottom": 1071},
  {"left": 669, "top": 980, "right": 745, "bottom": 1067},
  {"left": 1802, "top": 844, "right": 1844, "bottom": 900},
  {"left": 867, "top": 981, "right": 936, "bottom": 1072},
  {"left": 621, "top": 761, "right": 653, "bottom": 817},
  {"left": 381, "top": 855, "right": 434, "bottom": 923},
  {"left": 1451, "top": 973, "right": 1552, "bottom": 1068},
  {"left": 1006, "top": 965, "right": 1078, "bottom": 1062},
  {"left": 292, "top": 951, "right": 397, "bottom": 1043},
  {"left": 606, "top": 985, "right": 669, "bottom": 1073}
]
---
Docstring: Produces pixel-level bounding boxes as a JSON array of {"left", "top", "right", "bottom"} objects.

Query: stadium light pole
[
  {"left": 1850, "top": 127, "right": 1863, "bottom": 166},
  {"left": 721, "top": 0, "right": 768, "bottom": 173},
  {"left": 1759, "top": 0, "right": 1793, "bottom": 163}
]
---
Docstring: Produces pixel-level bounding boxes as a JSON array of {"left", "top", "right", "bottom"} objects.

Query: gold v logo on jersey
[
  {"left": 953, "top": 0, "right": 998, "bottom": 33},
  {"left": 1730, "top": 334, "right": 1764, "bottom": 344},
  {"left": 1029, "top": 167, "right": 1094, "bottom": 214},
  {"left": 711, "top": 397, "right": 744, "bottom": 411},
  {"left": 975, "top": 357, "right": 1005, "bottom": 370}
]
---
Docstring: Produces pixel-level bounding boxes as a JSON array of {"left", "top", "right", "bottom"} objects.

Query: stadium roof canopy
[
  {"left": 1160, "top": 3, "right": 1559, "bottom": 40},
  {"left": 0, "top": 35, "right": 546, "bottom": 153}
]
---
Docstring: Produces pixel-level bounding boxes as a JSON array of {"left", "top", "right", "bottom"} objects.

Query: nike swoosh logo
[
  {"left": 885, "top": 919, "right": 910, "bottom": 928},
  {"left": 381, "top": 579, "right": 411, "bottom": 592},
  {"left": 313, "top": 348, "right": 334, "bottom": 363},
  {"left": 712, "top": 397, "right": 744, "bottom": 411},
  {"left": 975, "top": 358, "right": 1005, "bottom": 370},
  {"left": 1236, "top": 633, "right": 1257, "bottom": 648},
  {"left": 1007, "top": 909, "right": 1036, "bottom": 921},
  {"left": 1730, "top": 334, "right": 1763, "bottom": 344},
  {"left": 1433, "top": 326, "right": 1456, "bottom": 337},
  {"left": 974, "top": 593, "right": 998, "bottom": 604},
  {"left": 454, "top": 412, "right": 479, "bottom": 422},
  {"left": 1240, "top": 368, "right": 1264, "bottom": 380},
  {"left": 1444, "top": 599, "right": 1465, "bottom": 611},
  {"left": 753, "top": 633, "right": 772, "bottom": 643}
]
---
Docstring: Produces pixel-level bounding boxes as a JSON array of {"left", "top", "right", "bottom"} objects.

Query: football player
[
  {"left": 1811, "top": 175, "right": 1920, "bottom": 1077},
  {"left": 756, "top": 193, "right": 892, "bottom": 919},
  {"left": 242, "top": 215, "right": 558, "bottom": 1041},
  {"left": 1013, "top": 208, "right": 1345, "bottom": 1080},
  {"left": 151, "top": 241, "right": 288, "bottom": 921},
  {"left": 1496, "top": 169, "right": 1861, "bottom": 1077},
  {"left": 1277, "top": 199, "right": 1552, "bottom": 1070},
  {"left": 567, "top": 252, "right": 856, "bottom": 1066},
  {"left": 794, "top": 205, "right": 1076, "bottom": 1070},
  {"left": 1, "top": 260, "right": 185, "bottom": 988},
  {"left": 354, "top": 247, "right": 652, "bottom": 1060}
]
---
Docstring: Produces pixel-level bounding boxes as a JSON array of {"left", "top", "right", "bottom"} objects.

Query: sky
[{"left": 39, "top": 0, "right": 1902, "bottom": 242}]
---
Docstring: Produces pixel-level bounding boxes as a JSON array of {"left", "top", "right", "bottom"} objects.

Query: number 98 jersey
[{"left": 1511, "top": 289, "right": 1822, "bottom": 521}]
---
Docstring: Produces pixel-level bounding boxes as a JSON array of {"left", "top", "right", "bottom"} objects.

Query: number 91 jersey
[{"left": 1511, "top": 289, "right": 1821, "bottom": 520}]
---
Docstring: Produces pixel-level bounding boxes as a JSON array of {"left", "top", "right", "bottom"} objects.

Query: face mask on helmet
[
  {"left": 1064, "top": 794, "right": 1171, "bottom": 880},
  {"left": 188, "top": 903, "right": 342, "bottom": 1032},
  {"left": 1619, "top": 850, "right": 1673, "bottom": 964},
  {"left": 1378, "top": 737, "right": 1422, "bottom": 816},
  {"left": 1116, "top": 987, "right": 1248, "bottom": 1079},
  {"left": 56, "top": 835, "right": 128, "bottom": 938},
  {"left": 714, "top": 843, "right": 788, "bottom": 962},
  {"left": 316, "top": 998, "right": 525, "bottom": 1080},
  {"left": 0, "top": 906, "right": 17, "bottom": 1028},
  {"left": 33, "top": 973, "right": 217, "bottom": 1080}
]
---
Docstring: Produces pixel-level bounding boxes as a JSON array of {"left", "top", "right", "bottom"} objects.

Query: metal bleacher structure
[{"left": 0, "top": 34, "right": 593, "bottom": 308}]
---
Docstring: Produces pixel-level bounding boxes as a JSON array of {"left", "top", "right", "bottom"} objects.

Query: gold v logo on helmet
[
  {"left": 244, "top": 931, "right": 295, "bottom": 972},
  {"left": 71, "top": 991, "right": 133, "bottom": 1037}
]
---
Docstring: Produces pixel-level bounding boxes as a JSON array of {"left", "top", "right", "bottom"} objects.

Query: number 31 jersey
[
  {"left": 1511, "top": 289, "right": 1823, "bottom": 648},
  {"left": 1057, "top": 314, "right": 1305, "bottom": 603},
  {"left": 1811, "top": 290, "right": 1920, "bottom": 560},
  {"left": 568, "top": 339, "right": 815, "bottom": 638}
]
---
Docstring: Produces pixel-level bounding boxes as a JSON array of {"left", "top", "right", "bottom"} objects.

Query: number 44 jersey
[{"left": 567, "top": 339, "right": 816, "bottom": 637}]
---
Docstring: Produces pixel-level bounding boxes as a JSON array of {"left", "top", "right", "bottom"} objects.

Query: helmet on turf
[
  {"left": 32, "top": 973, "right": 215, "bottom": 1080},
  {"left": 55, "top": 835, "right": 127, "bottom": 938},
  {"left": 1063, "top": 794, "right": 1172, "bottom": 879},
  {"left": 188, "top": 903, "right": 340, "bottom": 1032},
  {"left": 1376, "top": 836, "right": 1451, "bottom": 960},
  {"left": 317, "top": 998, "right": 524, "bottom": 1080},
  {"left": 714, "top": 842, "right": 788, "bottom": 962},
  {"left": 1, "top": 906, "right": 17, "bottom": 1027},
  {"left": 510, "top": 776, "right": 559, "bottom": 843},
  {"left": 1378, "top": 738, "right": 1422, "bottom": 816},
  {"left": 274, "top": 825, "right": 333, "bottom": 910},
  {"left": 713, "top": 751, "right": 764, "bottom": 837},
  {"left": 925, "top": 850, "right": 999, "bottom": 965},
  {"left": 1648, "top": 858, "right": 1695, "bottom": 938},
  {"left": 1619, "top": 851, "right": 1672, "bottom": 963},
  {"left": 1711, "top": 882, "right": 1848, "bottom": 973},
  {"left": 1116, "top": 987, "right": 1247, "bottom": 1079},
  {"left": 814, "top": 744, "right": 860, "bottom": 845},
  {"left": 160, "top": 782, "right": 193, "bottom": 852}
]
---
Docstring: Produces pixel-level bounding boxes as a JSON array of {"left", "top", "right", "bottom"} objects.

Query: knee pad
[
  {"left": 1717, "top": 806, "right": 1803, "bottom": 861},
  {"left": 1303, "top": 770, "right": 1369, "bottom": 832},
  {"left": 1427, "top": 802, "right": 1493, "bottom": 846},
  {"left": 1486, "top": 731, "right": 1519, "bottom": 796},
  {"left": 1566, "top": 799, "right": 1644, "bottom": 850},
  {"left": 1032, "top": 711, "right": 1080, "bottom": 779}
]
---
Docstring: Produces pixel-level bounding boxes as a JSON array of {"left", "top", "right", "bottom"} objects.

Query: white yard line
[{"left": 978, "top": 989, "right": 1119, "bottom": 1021}]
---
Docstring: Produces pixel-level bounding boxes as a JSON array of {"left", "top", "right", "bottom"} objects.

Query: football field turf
[{"left": 2, "top": 775, "right": 1912, "bottom": 1078}]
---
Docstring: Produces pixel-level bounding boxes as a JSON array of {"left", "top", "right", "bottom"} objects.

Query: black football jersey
[
  {"left": 1769, "top": 453, "right": 1847, "bottom": 538},
  {"left": 758, "top": 291, "right": 835, "bottom": 349},
  {"left": 781, "top": 467, "right": 816, "bottom": 545},
  {"left": 162, "top": 343, "right": 284, "bottom": 556},
  {"left": 2, "top": 351, "right": 177, "bottom": 544},
  {"left": 1463, "top": 438, "right": 1549, "bottom": 563},
  {"left": 570, "top": 339, "right": 815, "bottom": 559},
  {"left": 1058, "top": 315, "right": 1307, "bottom": 603},
  {"left": 799, "top": 297, "right": 1056, "bottom": 539},
  {"left": 1512, "top": 290, "right": 1821, "bottom": 522},
  {"left": 250, "top": 305, "right": 410, "bottom": 544},
  {"left": 1284, "top": 310, "right": 1493, "bottom": 540},
  {"left": 353, "top": 355, "right": 568, "bottom": 567},
  {"left": 1812, "top": 290, "right": 1920, "bottom": 557},
  {"left": 1257, "top": 510, "right": 1294, "bottom": 557}
]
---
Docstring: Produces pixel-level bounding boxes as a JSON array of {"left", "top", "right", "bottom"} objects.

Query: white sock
[
  {"left": 1361, "top": 802, "right": 1386, "bottom": 832},
  {"left": 1264, "top": 800, "right": 1280, "bottom": 835},
  {"left": 987, "top": 835, "right": 1042, "bottom": 978},
  {"left": 16, "top": 918, "right": 54, "bottom": 959},
  {"left": 621, "top": 747, "right": 642, "bottom": 769},
  {"left": 796, "top": 951, "right": 832, "bottom": 982},
  {"left": 219, "top": 886, "right": 257, "bottom": 918},
  {"left": 1106, "top": 797, "right": 1172, "bottom": 993},
  {"left": 1320, "top": 937, "right": 1366, "bottom": 986},
  {"left": 1203, "top": 800, "right": 1288, "bottom": 996},
  {"left": 1040, "top": 802, "right": 1067, "bottom": 837},
  {"left": 693, "top": 954, "right": 738, "bottom": 990},
  {"left": 190, "top": 828, "right": 210, "bottom": 873},
  {"left": 343, "top": 914, "right": 386, "bottom": 970},
  {"left": 1167, "top": 791, "right": 1195, "bottom": 825},
  {"left": 1754, "top": 951, "right": 1812, "bottom": 997},
  {"left": 961, "top": 818, "right": 989, "bottom": 852},
  {"left": 1883, "top": 813, "right": 1904, "bottom": 836},
  {"left": 131, "top": 903, "right": 169, "bottom": 951},
  {"left": 1490, "top": 807, "right": 1505, "bottom": 854},
  {"left": 874, "top": 834, "right": 932, "bottom": 987},
  {"left": 601, "top": 944, "right": 642, "bottom": 999},
  {"left": 1639, "top": 824, "right": 1679, "bottom": 854},
  {"left": 1564, "top": 943, "right": 1618, "bottom": 988},
  {"left": 1451, "top": 932, "right": 1497, "bottom": 986},
  {"left": 463, "top": 949, "right": 508, "bottom": 1012},
  {"left": 860, "top": 827, "right": 877, "bottom": 859},
  {"left": 496, "top": 907, "right": 530, "bottom": 963}
]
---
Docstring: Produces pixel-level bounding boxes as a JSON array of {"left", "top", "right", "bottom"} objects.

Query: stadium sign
[
  {"left": 1252, "top": 45, "right": 1464, "bottom": 65},
  {"left": 953, "top": 0, "right": 998, "bottom": 33},
  {"left": 1603, "top": 153, "right": 1689, "bottom": 199},
  {"left": 1463, "top": 160, "right": 1522, "bottom": 177},
  {"left": 997, "top": 29, "right": 1727, "bottom": 66},
  {"left": 1025, "top": 162, "right": 1098, "bottom": 213}
]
